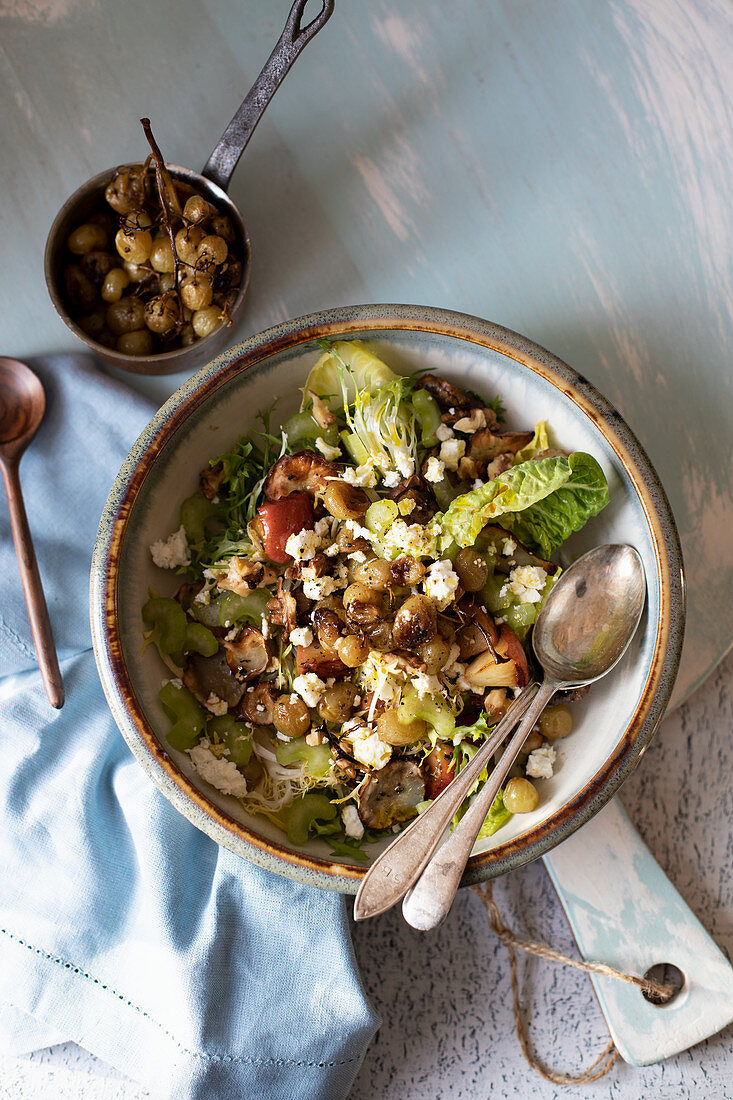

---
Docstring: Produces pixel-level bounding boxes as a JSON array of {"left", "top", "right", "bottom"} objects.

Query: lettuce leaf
[
  {"left": 501, "top": 453, "right": 609, "bottom": 556},
  {"left": 301, "top": 340, "right": 399, "bottom": 410},
  {"left": 477, "top": 789, "right": 513, "bottom": 839},
  {"left": 514, "top": 420, "right": 549, "bottom": 464},
  {"left": 433, "top": 452, "right": 608, "bottom": 557},
  {"left": 451, "top": 717, "right": 514, "bottom": 838}
]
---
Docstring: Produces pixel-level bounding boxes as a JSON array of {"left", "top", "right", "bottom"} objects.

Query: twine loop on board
[{"left": 471, "top": 881, "right": 675, "bottom": 1086}]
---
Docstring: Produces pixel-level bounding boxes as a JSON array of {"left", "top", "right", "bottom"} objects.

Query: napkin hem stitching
[
  {"left": 0, "top": 927, "right": 357, "bottom": 1068},
  {"left": 0, "top": 616, "right": 36, "bottom": 661}
]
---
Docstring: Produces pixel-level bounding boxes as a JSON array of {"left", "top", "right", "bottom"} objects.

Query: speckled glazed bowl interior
[{"left": 90, "top": 305, "right": 684, "bottom": 892}]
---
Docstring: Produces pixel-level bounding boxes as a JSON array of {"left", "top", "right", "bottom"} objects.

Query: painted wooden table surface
[
  {"left": 1, "top": 0, "right": 732, "bottom": 1096},
  {"left": 3, "top": 649, "right": 732, "bottom": 1099},
  {"left": 2, "top": 0, "right": 732, "bottom": 706}
]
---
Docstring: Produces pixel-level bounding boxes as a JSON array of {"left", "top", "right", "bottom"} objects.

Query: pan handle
[{"left": 202, "top": 0, "right": 335, "bottom": 192}]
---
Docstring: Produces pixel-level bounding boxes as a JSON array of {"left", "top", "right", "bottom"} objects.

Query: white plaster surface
[{"left": 2, "top": 649, "right": 732, "bottom": 1098}]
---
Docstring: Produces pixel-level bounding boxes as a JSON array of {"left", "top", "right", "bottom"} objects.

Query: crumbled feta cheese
[
  {"left": 382, "top": 520, "right": 434, "bottom": 559},
  {"left": 314, "top": 517, "right": 332, "bottom": 538},
  {"left": 424, "top": 456, "right": 446, "bottom": 483},
  {"left": 194, "top": 575, "right": 215, "bottom": 605},
  {"left": 301, "top": 569, "right": 339, "bottom": 601},
  {"left": 526, "top": 743, "right": 557, "bottom": 779},
  {"left": 472, "top": 478, "right": 484, "bottom": 490},
  {"left": 501, "top": 537, "right": 517, "bottom": 556},
  {"left": 315, "top": 436, "right": 342, "bottom": 461},
  {"left": 348, "top": 549, "right": 368, "bottom": 563},
  {"left": 346, "top": 723, "right": 392, "bottom": 770},
  {"left": 285, "top": 527, "right": 321, "bottom": 562},
  {"left": 454, "top": 665, "right": 476, "bottom": 693},
  {"left": 188, "top": 745, "right": 248, "bottom": 798},
  {"left": 453, "top": 408, "right": 487, "bottom": 434},
  {"left": 150, "top": 525, "right": 190, "bottom": 569},
  {"left": 500, "top": 564, "right": 548, "bottom": 604},
  {"left": 345, "top": 518, "right": 372, "bottom": 542},
  {"left": 165, "top": 677, "right": 183, "bottom": 690},
  {"left": 393, "top": 447, "right": 415, "bottom": 479},
  {"left": 343, "top": 464, "right": 376, "bottom": 488},
  {"left": 204, "top": 693, "right": 229, "bottom": 716},
  {"left": 342, "top": 804, "right": 365, "bottom": 840},
  {"left": 261, "top": 614, "right": 269, "bottom": 640},
  {"left": 410, "top": 669, "right": 443, "bottom": 699},
  {"left": 356, "top": 652, "right": 403, "bottom": 713},
  {"left": 436, "top": 423, "right": 454, "bottom": 442},
  {"left": 423, "top": 559, "right": 460, "bottom": 610},
  {"left": 397, "top": 498, "right": 416, "bottom": 516},
  {"left": 324, "top": 542, "right": 340, "bottom": 557},
  {"left": 292, "top": 673, "right": 327, "bottom": 708},
  {"left": 289, "top": 625, "right": 314, "bottom": 648},
  {"left": 382, "top": 469, "right": 401, "bottom": 488},
  {"left": 334, "top": 562, "right": 350, "bottom": 587},
  {"left": 439, "top": 438, "right": 466, "bottom": 471}
]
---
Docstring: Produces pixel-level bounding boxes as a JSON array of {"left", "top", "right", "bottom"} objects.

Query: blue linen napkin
[{"left": 0, "top": 354, "right": 379, "bottom": 1099}]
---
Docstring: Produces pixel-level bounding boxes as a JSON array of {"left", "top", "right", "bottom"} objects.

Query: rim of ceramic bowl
[{"left": 90, "top": 303, "right": 685, "bottom": 893}]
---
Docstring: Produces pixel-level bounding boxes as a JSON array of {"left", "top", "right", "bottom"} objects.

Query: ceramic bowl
[{"left": 90, "top": 304, "right": 684, "bottom": 892}]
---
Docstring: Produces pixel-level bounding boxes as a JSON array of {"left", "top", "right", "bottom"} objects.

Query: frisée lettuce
[{"left": 144, "top": 338, "right": 610, "bottom": 858}]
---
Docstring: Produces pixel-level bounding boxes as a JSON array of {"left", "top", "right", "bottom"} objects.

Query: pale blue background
[{"left": 1, "top": 0, "right": 732, "bottom": 705}]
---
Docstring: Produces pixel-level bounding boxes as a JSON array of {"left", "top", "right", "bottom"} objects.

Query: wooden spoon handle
[{"left": 1, "top": 460, "right": 64, "bottom": 708}]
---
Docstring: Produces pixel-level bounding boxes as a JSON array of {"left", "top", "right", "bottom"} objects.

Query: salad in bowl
[{"left": 142, "top": 339, "right": 610, "bottom": 861}]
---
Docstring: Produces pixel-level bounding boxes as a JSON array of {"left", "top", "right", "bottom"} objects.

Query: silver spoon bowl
[{"left": 354, "top": 544, "right": 646, "bottom": 926}]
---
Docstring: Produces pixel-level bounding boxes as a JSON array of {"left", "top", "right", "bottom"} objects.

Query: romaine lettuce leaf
[
  {"left": 514, "top": 420, "right": 549, "bottom": 464},
  {"left": 500, "top": 453, "right": 609, "bottom": 556},
  {"left": 433, "top": 452, "right": 608, "bottom": 557},
  {"left": 301, "top": 340, "right": 399, "bottom": 410},
  {"left": 477, "top": 789, "right": 513, "bottom": 839}
]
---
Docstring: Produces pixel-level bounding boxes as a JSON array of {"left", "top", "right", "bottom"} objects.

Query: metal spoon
[
  {"left": 0, "top": 358, "right": 64, "bottom": 709},
  {"left": 354, "top": 544, "right": 645, "bottom": 925}
]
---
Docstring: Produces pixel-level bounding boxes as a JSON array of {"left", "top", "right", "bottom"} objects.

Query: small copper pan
[{"left": 44, "top": 0, "right": 334, "bottom": 376}]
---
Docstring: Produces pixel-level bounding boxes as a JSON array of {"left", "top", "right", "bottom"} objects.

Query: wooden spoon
[{"left": 0, "top": 358, "right": 64, "bottom": 708}]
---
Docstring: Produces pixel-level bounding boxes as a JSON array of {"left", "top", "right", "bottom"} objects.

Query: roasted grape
[
  {"left": 101, "top": 267, "right": 130, "bottom": 303},
  {"left": 117, "top": 329, "right": 153, "bottom": 356},
  {"left": 191, "top": 306, "right": 222, "bottom": 339},
  {"left": 145, "top": 294, "right": 179, "bottom": 335},
  {"left": 61, "top": 127, "right": 242, "bottom": 357}
]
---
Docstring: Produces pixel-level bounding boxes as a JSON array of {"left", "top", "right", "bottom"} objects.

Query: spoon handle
[
  {"left": 353, "top": 685, "right": 539, "bottom": 921},
  {"left": 402, "top": 678, "right": 559, "bottom": 931},
  {"left": 1, "top": 461, "right": 64, "bottom": 708}
]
